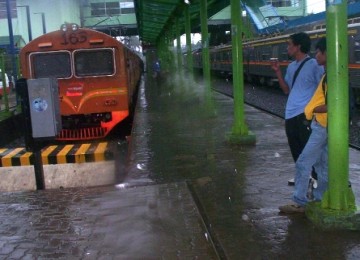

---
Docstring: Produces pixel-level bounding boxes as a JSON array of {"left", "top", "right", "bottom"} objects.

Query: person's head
[
  {"left": 287, "top": 32, "right": 311, "bottom": 57},
  {"left": 315, "top": 37, "right": 326, "bottom": 66}
]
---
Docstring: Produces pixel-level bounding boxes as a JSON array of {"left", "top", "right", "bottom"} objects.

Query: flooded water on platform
[
  {"left": 126, "top": 72, "right": 360, "bottom": 259},
  {"left": 1, "top": 71, "right": 360, "bottom": 258}
]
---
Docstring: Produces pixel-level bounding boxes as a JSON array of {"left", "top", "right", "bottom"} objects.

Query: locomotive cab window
[
  {"left": 281, "top": 52, "right": 289, "bottom": 61},
  {"left": 227, "top": 51, "right": 232, "bottom": 61},
  {"left": 354, "top": 39, "right": 360, "bottom": 63},
  {"left": 262, "top": 53, "right": 270, "bottom": 61},
  {"left": 355, "top": 50, "right": 360, "bottom": 63},
  {"left": 74, "top": 49, "right": 115, "bottom": 77},
  {"left": 31, "top": 51, "right": 71, "bottom": 79}
]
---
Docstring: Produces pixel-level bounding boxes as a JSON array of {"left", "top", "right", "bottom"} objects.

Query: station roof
[{"left": 134, "top": 0, "right": 230, "bottom": 45}]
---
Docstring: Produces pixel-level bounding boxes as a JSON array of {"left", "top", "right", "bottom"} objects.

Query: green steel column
[
  {"left": 155, "top": 39, "right": 162, "bottom": 67},
  {"left": 199, "top": 0, "right": 211, "bottom": 91},
  {"left": 323, "top": 0, "right": 355, "bottom": 211},
  {"left": 184, "top": 5, "right": 193, "bottom": 73},
  {"left": 157, "top": 36, "right": 167, "bottom": 72},
  {"left": 158, "top": 32, "right": 174, "bottom": 76},
  {"left": 176, "top": 18, "right": 182, "bottom": 71},
  {"left": 165, "top": 33, "right": 175, "bottom": 73},
  {"left": 306, "top": 0, "right": 359, "bottom": 230},
  {"left": 227, "top": 0, "right": 255, "bottom": 144}
]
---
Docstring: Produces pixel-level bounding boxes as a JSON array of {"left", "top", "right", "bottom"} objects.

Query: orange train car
[
  {"left": 192, "top": 19, "right": 360, "bottom": 106},
  {"left": 20, "top": 23, "right": 143, "bottom": 140}
]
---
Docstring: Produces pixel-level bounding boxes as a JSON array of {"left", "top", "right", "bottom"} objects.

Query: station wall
[{"left": 0, "top": 0, "right": 80, "bottom": 43}]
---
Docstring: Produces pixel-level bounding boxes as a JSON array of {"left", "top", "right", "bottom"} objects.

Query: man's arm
[
  {"left": 313, "top": 104, "right": 327, "bottom": 113},
  {"left": 271, "top": 60, "right": 290, "bottom": 95}
]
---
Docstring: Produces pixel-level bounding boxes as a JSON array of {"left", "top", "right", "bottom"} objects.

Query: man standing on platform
[
  {"left": 271, "top": 32, "right": 324, "bottom": 186},
  {"left": 279, "top": 37, "right": 328, "bottom": 213}
]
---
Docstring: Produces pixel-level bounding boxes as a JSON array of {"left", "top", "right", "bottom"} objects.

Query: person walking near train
[
  {"left": 279, "top": 37, "right": 328, "bottom": 213},
  {"left": 271, "top": 32, "right": 324, "bottom": 186},
  {"left": 153, "top": 59, "right": 162, "bottom": 94},
  {"left": 153, "top": 59, "right": 161, "bottom": 78}
]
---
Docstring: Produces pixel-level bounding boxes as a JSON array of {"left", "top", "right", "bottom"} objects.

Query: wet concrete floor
[
  {"left": 1, "top": 72, "right": 360, "bottom": 259},
  {"left": 126, "top": 73, "right": 360, "bottom": 259}
]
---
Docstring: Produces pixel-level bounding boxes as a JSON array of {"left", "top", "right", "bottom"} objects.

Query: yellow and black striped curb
[{"left": 0, "top": 142, "right": 114, "bottom": 167}]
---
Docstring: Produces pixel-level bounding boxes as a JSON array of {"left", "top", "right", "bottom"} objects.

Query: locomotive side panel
[
  {"left": 124, "top": 47, "right": 143, "bottom": 108},
  {"left": 193, "top": 49, "right": 203, "bottom": 70}
]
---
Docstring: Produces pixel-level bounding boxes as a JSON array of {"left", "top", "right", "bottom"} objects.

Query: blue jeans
[{"left": 293, "top": 120, "right": 328, "bottom": 206}]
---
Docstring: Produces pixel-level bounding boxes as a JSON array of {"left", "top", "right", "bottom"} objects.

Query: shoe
[
  {"left": 288, "top": 177, "right": 315, "bottom": 187},
  {"left": 288, "top": 178, "right": 295, "bottom": 186},
  {"left": 279, "top": 203, "right": 305, "bottom": 214},
  {"left": 311, "top": 178, "right": 317, "bottom": 188}
]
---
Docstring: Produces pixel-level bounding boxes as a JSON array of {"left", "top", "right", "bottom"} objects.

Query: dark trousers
[
  {"left": 285, "top": 113, "right": 311, "bottom": 162},
  {"left": 285, "top": 113, "right": 317, "bottom": 179}
]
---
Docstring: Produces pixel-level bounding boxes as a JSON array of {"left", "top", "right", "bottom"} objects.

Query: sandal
[{"left": 279, "top": 203, "right": 305, "bottom": 214}]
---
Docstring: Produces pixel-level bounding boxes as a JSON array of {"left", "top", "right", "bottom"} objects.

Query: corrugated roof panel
[{"left": 135, "top": 0, "right": 230, "bottom": 45}]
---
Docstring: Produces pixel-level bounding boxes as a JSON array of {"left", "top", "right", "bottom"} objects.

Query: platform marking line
[
  {"left": 41, "top": 145, "right": 58, "bottom": 165},
  {"left": 94, "top": 142, "right": 107, "bottom": 161},
  {"left": 84, "top": 143, "right": 101, "bottom": 162},
  {"left": 57, "top": 145, "right": 74, "bottom": 164},
  {"left": 48, "top": 145, "right": 65, "bottom": 164},
  {"left": 0, "top": 148, "right": 9, "bottom": 166},
  {"left": 20, "top": 152, "right": 32, "bottom": 165},
  {"left": 2, "top": 148, "right": 25, "bottom": 167},
  {"left": 75, "top": 143, "right": 91, "bottom": 163},
  {"left": 0, "top": 142, "right": 111, "bottom": 167},
  {"left": 67, "top": 144, "right": 81, "bottom": 163}
]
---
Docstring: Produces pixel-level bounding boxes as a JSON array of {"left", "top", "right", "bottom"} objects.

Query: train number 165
[{"left": 61, "top": 31, "right": 87, "bottom": 45}]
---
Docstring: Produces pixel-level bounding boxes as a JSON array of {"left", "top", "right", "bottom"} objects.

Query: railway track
[{"left": 212, "top": 78, "right": 360, "bottom": 150}]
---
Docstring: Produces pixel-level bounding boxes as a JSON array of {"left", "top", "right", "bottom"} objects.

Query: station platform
[
  {"left": 0, "top": 141, "right": 116, "bottom": 192},
  {"left": 1, "top": 73, "right": 360, "bottom": 258}
]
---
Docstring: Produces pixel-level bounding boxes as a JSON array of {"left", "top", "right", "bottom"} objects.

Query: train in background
[
  {"left": 20, "top": 23, "right": 143, "bottom": 140},
  {"left": 192, "top": 18, "right": 360, "bottom": 105}
]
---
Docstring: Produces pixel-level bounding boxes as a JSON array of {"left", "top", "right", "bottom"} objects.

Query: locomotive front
[{"left": 20, "top": 23, "right": 133, "bottom": 140}]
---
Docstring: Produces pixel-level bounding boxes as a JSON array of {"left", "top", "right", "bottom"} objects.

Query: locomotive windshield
[
  {"left": 30, "top": 49, "right": 115, "bottom": 78},
  {"left": 74, "top": 49, "right": 114, "bottom": 76},
  {"left": 31, "top": 51, "right": 71, "bottom": 78}
]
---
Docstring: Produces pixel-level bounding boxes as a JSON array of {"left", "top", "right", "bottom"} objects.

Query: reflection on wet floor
[
  {"left": 0, "top": 183, "right": 218, "bottom": 259},
  {"left": 1, "top": 71, "right": 360, "bottom": 258},
  {"left": 127, "top": 72, "right": 360, "bottom": 258}
]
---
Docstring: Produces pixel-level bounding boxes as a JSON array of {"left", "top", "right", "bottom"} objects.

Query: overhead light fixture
[
  {"left": 184, "top": 0, "right": 190, "bottom": 4},
  {"left": 60, "top": 24, "right": 67, "bottom": 31},
  {"left": 60, "top": 23, "right": 79, "bottom": 32},
  {"left": 71, "top": 23, "right": 79, "bottom": 31}
]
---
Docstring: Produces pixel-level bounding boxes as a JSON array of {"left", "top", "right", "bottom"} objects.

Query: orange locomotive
[{"left": 20, "top": 23, "right": 143, "bottom": 140}]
